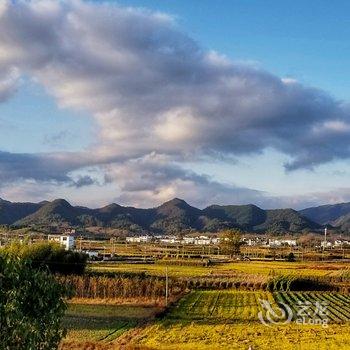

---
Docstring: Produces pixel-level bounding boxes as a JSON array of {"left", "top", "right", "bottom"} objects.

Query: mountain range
[
  {"left": 0, "top": 197, "right": 331, "bottom": 235},
  {"left": 300, "top": 202, "right": 350, "bottom": 231}
]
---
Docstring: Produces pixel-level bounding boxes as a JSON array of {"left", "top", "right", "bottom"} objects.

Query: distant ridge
[
  {"left": 0, "top": 197, "right": 323, "bottom": 234},
  {"left": 300, "top": 202, "right": 350, "bottom": 224},
  {"left": 300, "top": 202, "right": 350, "bottom": 230}
]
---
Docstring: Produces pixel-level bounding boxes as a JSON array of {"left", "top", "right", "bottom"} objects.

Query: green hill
[{"left": 1, "top": 197, "right": 321, "bottom": 234}]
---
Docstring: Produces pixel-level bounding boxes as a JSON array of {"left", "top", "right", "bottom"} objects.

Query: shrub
[
  {"left": 0, "top": 256, "right": 70, "bottom": 350},
  {"left": 267, "top": 274, "right": 335, "bottom": 292},
  {"left": 286, "top": 252, "right": 296, "bottom": 262},
  {"left": 1, "top": 242, "right": 87, "bottom": 275}
]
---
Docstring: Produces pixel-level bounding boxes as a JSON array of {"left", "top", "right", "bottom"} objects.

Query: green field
[
  {"left": 60, "top": 260, "right": 350, "bottom": 349},
  {"left": 132, "top": 290, "right": 350, "bottom": 350},
  {"left": 276, "top": 292, "right": 350, "bottom": 323},
  {"left": 61, "top": 303, "right": 161, "bottom": 348},
  {"left": 169, "top": 290, "right": 277, "bottom": 322},
  {"left": 60, "top": 290, "right": 350, "bottom": 350}
]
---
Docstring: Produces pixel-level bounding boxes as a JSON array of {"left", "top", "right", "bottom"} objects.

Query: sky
[{"left": 1, "top": 0, "right": 350, "bottom": 209}]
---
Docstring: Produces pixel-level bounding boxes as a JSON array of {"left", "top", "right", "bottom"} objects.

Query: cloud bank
[{"left": 0, "top": 0, "right": 350, "bottom": 207}]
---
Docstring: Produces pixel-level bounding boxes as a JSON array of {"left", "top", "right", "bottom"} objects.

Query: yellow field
[
  {"left": 90, "top": 260, "right": 347, "bottom": 278},
  {"left": 60, "top": 260, "right": 349, "bottom": 349},
  {"left": 134, "top": 322, "right": 350, "bottom": 350},
  {"left": 60, "top": 303, "right": 161, "bottom": 349},
  {"left": 60, "top": 290, "right": 350, "bottom": 350},
  {"left": 131, "top": 290, "right": 350, "bottom": 350},
  {"left": 90, "top": 262, "right": 211, "bottom": 277},
  {"left": 223, "top": 261, "right": 346, "bottom": 277}
]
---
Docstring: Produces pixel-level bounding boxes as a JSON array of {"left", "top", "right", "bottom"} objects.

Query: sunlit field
[
  {"left": 90, "top": 260, "right": 348, "bottom": 278},
  {"left": 59, "top": 262, "right": 350, "bottom": 350},
  {"left": 60, "top": 303, "right": 161, "bottom": 349},
  {"left": 132, "top": 290, "right": 350, "bottom": 350},
  {"left": 135, "top": 322, "right": 350, "bottom": 350}
]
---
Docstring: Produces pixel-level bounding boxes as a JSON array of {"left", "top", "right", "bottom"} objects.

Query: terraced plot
[
  {"left": 60, "top": 303, "right": 161, "bottom": 349},
  {"left": 275, "top": 292, "right": 350, "bottom": 324},
  {"left": 131, "top": 290, "right": 350, "bottom": 350},
  {"left": 169, "top": 290, "right": 277, "bottom": 322}
]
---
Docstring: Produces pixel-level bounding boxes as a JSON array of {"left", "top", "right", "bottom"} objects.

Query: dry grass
[{"left": 70, "top": 297, "right": 166, "bottom": 307}]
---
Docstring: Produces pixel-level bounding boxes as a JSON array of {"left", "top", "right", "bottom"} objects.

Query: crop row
[
  {"left": 168, "top": 290, "right": 276, "bottom": 322},
  {"left": 275, "top": 292, "right": 350, "bottom": 323},
  {"left": 57, "top": 274, "right": 184, "bottom": 299},
  {"left": 167, "top": 290, "right": 350, "bottom": 325}
]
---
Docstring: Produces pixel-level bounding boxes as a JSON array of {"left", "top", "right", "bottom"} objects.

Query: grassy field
[
  {"left": 90, "top": 260, "right": 348, "bottom": 278},
  {"left": 89, "top": 262, "right": 212, "bottom": 277},
  {"left": 59, "top": 260, "right": 349, "bottom": 349},
  {"left": 169, "top": 290, "right": 277, "bottom": 322},
  {"left": 134, "top": 322, "right": 350, "bottom": 350},
  {"left": 131, "top": 290, "right": 350, "bottom": 350},
  {"left": 223, "top": 261, "right": 347, "bottom": 277},
  {"left": 60, "top": 303, "right": 161, "bottom": 349},
  {"left": 275, "top": 291, "right": 350, "bottom": 323},
  {"left": 60, "top": 290, "right": 350, "bottom": 349}
]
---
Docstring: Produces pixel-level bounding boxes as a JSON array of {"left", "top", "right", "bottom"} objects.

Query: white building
[
  {"left": 182, "top": 237, "right": 195, "bottom": 244},
  {"left": 181, "top": 235, "right": 220, "bottom": 245},
  {"left": 48, "top": 235, "right": 75, "bottom": 250},
  {"left": 126, "top": 235, "right": 152, "bottom": 243},
  {"left": 268, "top": 239, "right": 297, "bottom": 247},
  {"left": 321, "top": 241, "right": 333, "bottom": 248}
]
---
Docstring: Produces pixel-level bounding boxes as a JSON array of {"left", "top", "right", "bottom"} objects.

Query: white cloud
[{"left": 0, "top": 1, "right": 350, "bottom": 207}]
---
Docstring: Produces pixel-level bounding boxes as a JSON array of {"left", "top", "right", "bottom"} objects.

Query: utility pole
[{"left": 165, "top": 266, "right": 169, "bottom": 307}]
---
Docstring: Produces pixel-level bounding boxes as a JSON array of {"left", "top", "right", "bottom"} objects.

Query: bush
[
  {"left": 267, "top": 274, "right": 335, "bottom": 291},
  {"left": 286, "top": 252, "right": 296, "bottom": 262},
  {"left": 1, "top": 242, "right": 87, "bottom": 275},
  {"left": 0, "top": 256, "right": 70, "bottom": 350}
]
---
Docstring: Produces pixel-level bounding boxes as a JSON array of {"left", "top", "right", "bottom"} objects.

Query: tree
[
  {"left": 3, "top": 241, "right": 87, "bottom": 275},
  {"left": 297, "top": 233, "right": 322, "bottom": 249},
  {"left": 286, "top": 252, "right": 296, "bottom": 262},
  {"left": 220, "top": 229, "right": 243, "bottom": 257},
  {"left": 0, "top": 256, "right": 70, "bottom": 349}
]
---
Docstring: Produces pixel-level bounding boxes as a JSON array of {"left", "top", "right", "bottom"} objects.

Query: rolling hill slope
[
  {"left": 0, "top": 197, "right": 321, "bottom": 234},
  {"left": 299, "top": 202, "right": 350, "bottom": 225}
]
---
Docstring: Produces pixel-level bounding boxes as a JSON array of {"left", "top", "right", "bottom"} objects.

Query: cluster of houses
[
  {"left": 320, "top": 240, "right": 350, "bottom": 249},
  {"left": 126, "top": 234, "right": 220, "bottom": 245},
  {"left": 125, "top": 235, "right": 298, "bottom": 247},
  {"left": 46, "top": 233, "right": 350, "bottom": 253},
  {"left": 241, "top": 237, "right": 298, "bottom": 247},
  {"left": 125, "top": 235, "right": 350, "bottom": 248}
]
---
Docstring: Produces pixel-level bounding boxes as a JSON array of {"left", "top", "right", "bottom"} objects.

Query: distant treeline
[{"left": 0, "top": 242, "right": 88, "bottom": 274}]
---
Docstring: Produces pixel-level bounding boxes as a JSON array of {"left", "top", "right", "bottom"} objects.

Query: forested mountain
[
  {"left": 0, "top": 197, "right": 322, "bottom": 234},
  {"left": 0, "top": 198, "right": 44, "bottom": 225},
  {"left": 299, "top": 202, "right": 350, "bottom": 225}
]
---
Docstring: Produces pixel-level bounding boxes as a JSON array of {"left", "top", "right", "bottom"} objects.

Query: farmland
[
  {"left": 89, "top": 260, "right": 348, "bottom": 278},
  {"left": 59, "top": 263, "right": 350, "bottom": 349},
  {"left": 134, "top": 322, "right": 350, "bottom": 350},
  {"left": 168, "top": 290, "right": 277, "bottom": 322},
  {"left": 131, "top": 290, "right": 350, "bottom": 350},
  {"left": 60, "top": 303, "right": 161, "bottom": 349}
]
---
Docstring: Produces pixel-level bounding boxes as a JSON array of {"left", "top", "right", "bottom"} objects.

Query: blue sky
[
  {"left": 117, "top": 0, "right": 350, "bottom": 99},
  {"left": 1, "top": 0, "right": 350, "bottom": 208}
]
